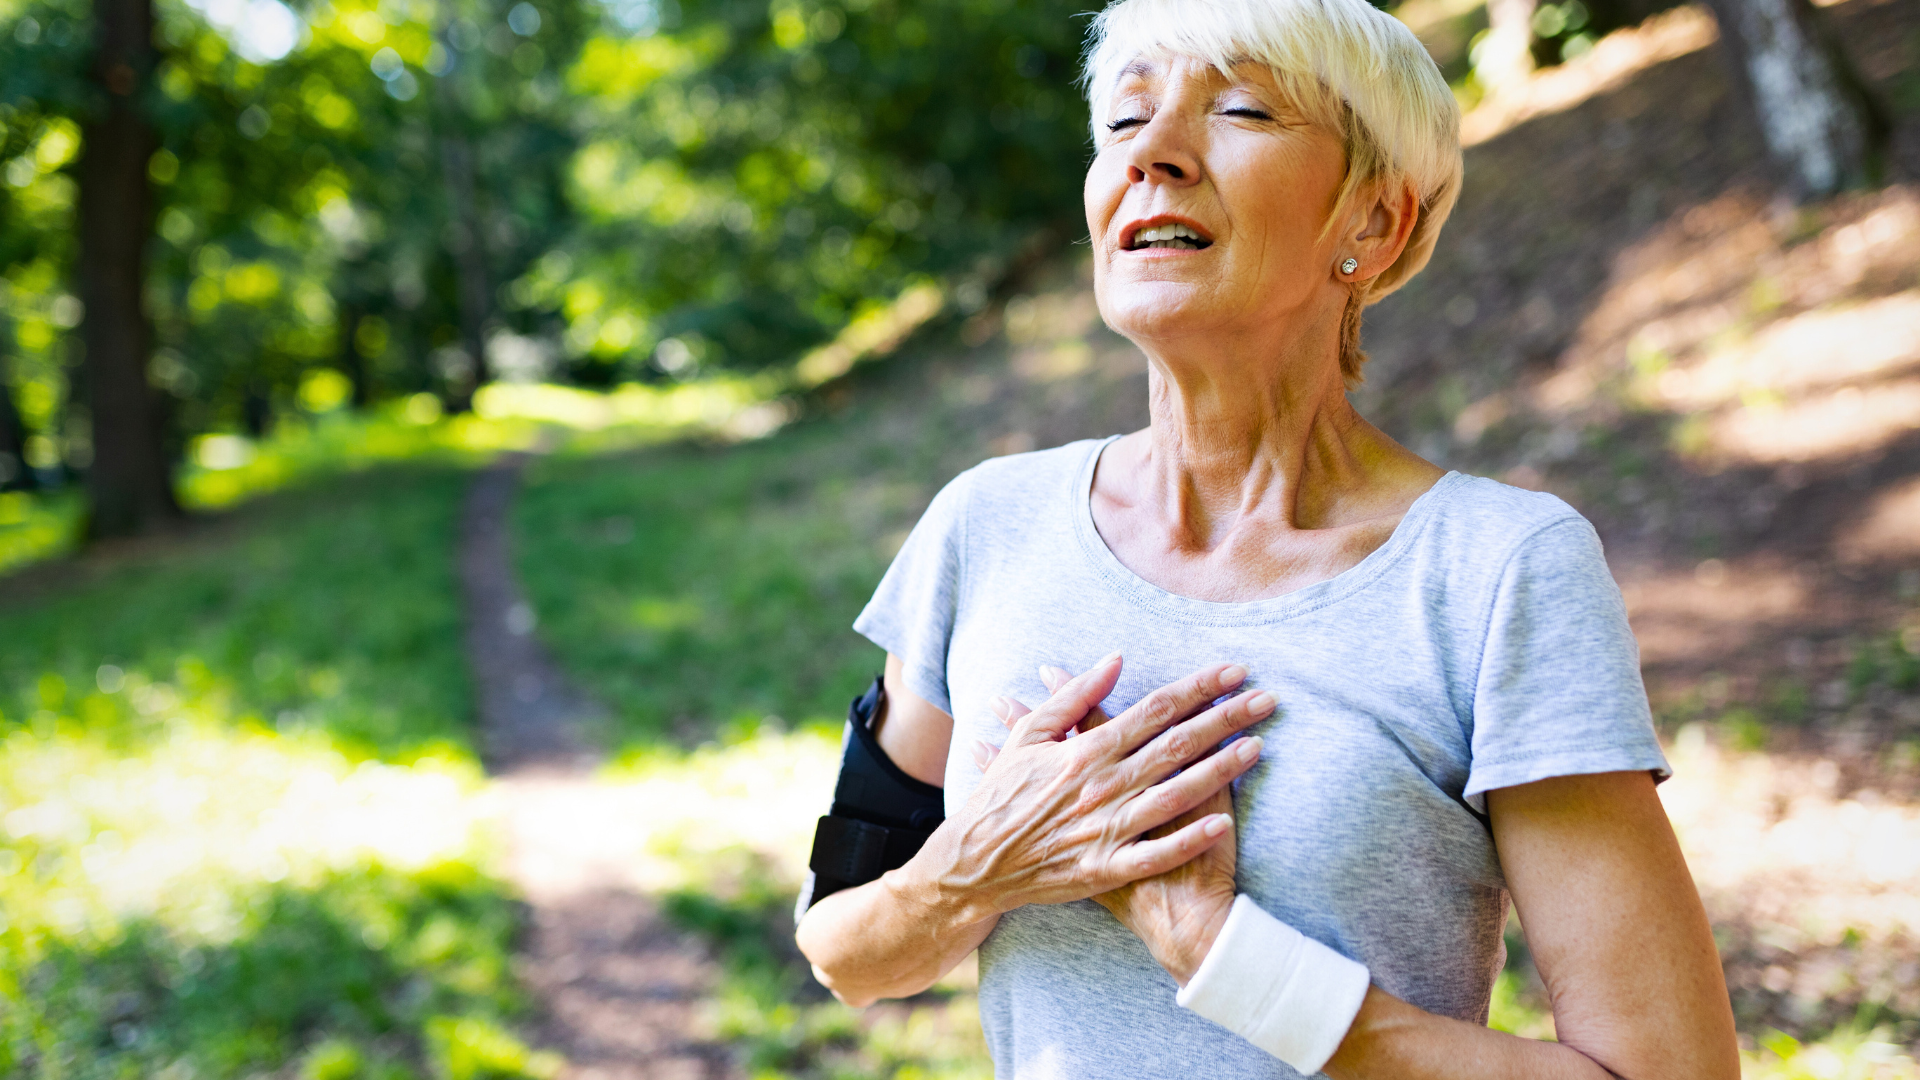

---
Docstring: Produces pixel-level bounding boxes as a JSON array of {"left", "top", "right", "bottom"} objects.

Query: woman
[{"left": 796, "top": 0, "right": 1739, "bottom": 1076}]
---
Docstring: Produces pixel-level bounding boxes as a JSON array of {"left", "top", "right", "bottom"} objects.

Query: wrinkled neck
[{"left": 1135, "top": 326, "right": 1367, "bottom": 547}]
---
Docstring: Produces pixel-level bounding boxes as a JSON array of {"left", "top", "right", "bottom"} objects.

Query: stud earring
[{"left": 1340, "top": 257, "right": 1359, "bottom": 275}]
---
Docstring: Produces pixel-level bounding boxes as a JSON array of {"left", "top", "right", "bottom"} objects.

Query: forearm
[
  {"left": 1325, "top": 988, "right": 1615, "bottom": 1080},
  {"left": 795, "top": 828, "right": 999, "bottom": 1007},
  {"left": 1158, "top": 896, "right": 1716, "bottom": 1080}
]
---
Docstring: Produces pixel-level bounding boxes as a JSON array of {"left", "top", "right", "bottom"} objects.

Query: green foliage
[
  {"left": 5, "top": 865, "right": 528, "bottom": 1080},
  {"left": 0, "top": 0, "right": 1100, "bottom": 506},
  {"left": 1848, "top": 632, "right": 1920, "bottom": 699},
  {"left": 563, "top": 0, "right": 1094, "bottom": 379},
  {"left": 658, "top": 849, "right": 990, "bottom": 1079},
  {"left": 0, "top": 0, "right": 590, "bottom": 485},
  {"left": 1746, "top": 1022, "right": 1920, "bottom": 1079},
  {"left": 0, "top": 488, "right": 82, "bottom": 574},
  {"left": 0, "top": 464, "right": 475, "bottom": 757}
]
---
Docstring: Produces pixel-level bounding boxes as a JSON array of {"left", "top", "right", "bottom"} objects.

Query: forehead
[{"left": 1105, "top": 53, "right": 1282, "bottom": 98}]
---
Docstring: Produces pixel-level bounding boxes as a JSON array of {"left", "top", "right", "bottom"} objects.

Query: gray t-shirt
[{"left": 853, "top": 436, "right": 1669, "bottom": 1080}]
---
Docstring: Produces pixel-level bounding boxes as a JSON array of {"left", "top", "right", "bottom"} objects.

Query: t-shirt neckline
[{"left": 1069, "top": 434, "right": 1464, "bottom": 627}]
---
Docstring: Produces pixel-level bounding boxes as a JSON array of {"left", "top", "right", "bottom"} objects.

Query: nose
[{"left": 1124, "top": 115, "right": 1202, "bottom": 188}]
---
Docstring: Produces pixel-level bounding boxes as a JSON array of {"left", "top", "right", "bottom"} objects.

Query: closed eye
[
  {"left": 1222, "top": 106, "right": 1273, "bottom": 121},
  {"left": 1106, "top": 116, "right": 1146, "bottom": 132}
]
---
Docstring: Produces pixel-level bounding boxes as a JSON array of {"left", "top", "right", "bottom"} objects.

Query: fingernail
[
  {"left": 1205, "top": 815, "right": 1231, "bottom": 837},
  {"left": 1246, "top": 691, "right": 1276, "bottom": 716},
  {"left": 972, "top": 740, "right": 992, "bottom": 769},
  {"left": 1237, "top": 736, "right": 1262, "bottom": 762},
  {"left": 989, "top": 696, "right": 1012, "bottom": 720},
  {"left": 1100, "top": 650, "right": 1123, "bottom": 668},
  {"left": 1220, "top": 664, "right": 1248, "bottom": 686}
]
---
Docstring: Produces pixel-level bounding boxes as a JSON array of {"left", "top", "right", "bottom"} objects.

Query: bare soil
[{"left": 458, "top": 454, "right": 736, "bottom": 1079}]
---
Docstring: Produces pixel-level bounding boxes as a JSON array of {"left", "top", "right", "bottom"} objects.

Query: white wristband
[{"left": 1174, "top": 894, "right": 1371, "bottom": 1075}]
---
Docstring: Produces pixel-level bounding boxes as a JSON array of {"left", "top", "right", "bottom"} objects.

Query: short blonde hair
[{"left": 1083, "top": 0, "right": 1464, "bottom": 383}]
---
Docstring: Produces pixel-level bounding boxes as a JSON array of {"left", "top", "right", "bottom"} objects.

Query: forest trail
[{"left": 460, "top": 455, "right": 735, "bottom": 1080}]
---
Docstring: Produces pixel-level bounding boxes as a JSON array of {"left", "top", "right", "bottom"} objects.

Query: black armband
[{"left": 795, "top": 676, "right": 944, "bottom": 917}]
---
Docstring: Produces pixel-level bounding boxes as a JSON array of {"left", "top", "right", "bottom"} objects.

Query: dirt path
[{"left": 459, "top": 453, "right": 734, "bottom": 1080}]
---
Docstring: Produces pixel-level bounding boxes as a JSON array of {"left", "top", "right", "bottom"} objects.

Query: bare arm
[
  {"left": 797, "top": 652, "right": 1269, "bottom": 1007},
  {"left": 872, "top": 653, "right": 951, "bottom": 787},
  {"left": 1319, "top": 770, "right": 1738, "bottom": 1080},
  {"left": 1127, "top": 769, "right": 1737, "bottom": 1079},
  {"left": 796, "top": 656, "right": 993, "bottom": 1005},
  {"left": 1014, "top": 652, "right": 1737, "bottom": 1078}
]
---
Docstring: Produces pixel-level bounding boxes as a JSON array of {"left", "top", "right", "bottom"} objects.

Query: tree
[
  {"left": 1701, "top": 0, "right": 1885, "bottom": 196},
  {"left": 435, "top": 79, "right": 494, "bottom": 413},
  {"left": 1476, "top": 0, "right": 1538, "bottom": 94},
  {"left": 0, "top": 354, "right": 33, "bottom": 492},
  {"left": 76, "top": 0, "right": 177, "bottom": 536}
]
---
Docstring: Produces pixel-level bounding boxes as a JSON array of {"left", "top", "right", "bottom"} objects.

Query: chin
[{"left": 1099, "top": 287, "right": 1222, "bottom": 343}]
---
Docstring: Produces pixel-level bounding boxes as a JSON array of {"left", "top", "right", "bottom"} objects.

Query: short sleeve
[
  {"left": 1463, "top": 517, "right": 1671, "bottom": 813},
  {"left": 852, "top": 469, "right": 974, "bottom": 716}
]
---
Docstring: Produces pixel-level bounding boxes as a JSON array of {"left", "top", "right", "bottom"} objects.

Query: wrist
[
  {"left": 886, "top": 822, "right": 1002, "bottom": 929},
  {"left": 1160, "top": 890, "right": 1235, "bottom": 986},
  {"left": 1175, "top": 895, "right": 1371, "bottom": 1075}
]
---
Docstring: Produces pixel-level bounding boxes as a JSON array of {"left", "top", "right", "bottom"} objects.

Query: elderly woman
[{"left": 795, "top": 0, "right": 1738, "bottom": 1075}]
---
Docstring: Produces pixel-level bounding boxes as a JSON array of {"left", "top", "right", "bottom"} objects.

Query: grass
[
  {"left": 0, "top": 489, "right": 84, "bottom": 578},
  {"left": 0, "top": 465, "right": 474, "bottom": 759},
  {"left": 512, "top": 406, "right": 963, "bottom": 745},
  {"left": 0, "top": 684, "right": 544, "bottom": 1079},
  {"left": 603, "top": 727, "right": 992, "bottom": 1080},
  {"left": 0, "top": 448, "right": 549, "bottom": 1077},
  {"left": 1, "top": 334, "right": 1915, "bottom": 1076}
]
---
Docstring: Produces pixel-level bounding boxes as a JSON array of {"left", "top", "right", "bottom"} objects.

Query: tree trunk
[
  {"left": 76, "top": 0, "right": 176, "bottom": 536},
  {"left": 1702, "top": 0, "right": 1883, "bottom": 196},
  {"left": 337, "top": 297, "right": 372, "bottom": 409},
  {"left": 0, "top": 352, "right": 36, "bottom": 492},
  {"left": 1477, "top": 0, "right": 1538, "bottom": 95},
  {"left": 431, "top": 21, "right": 493, "bottom": 414},
  {"left": 440, "top": 133, "right": 492, "bottom": 412}
]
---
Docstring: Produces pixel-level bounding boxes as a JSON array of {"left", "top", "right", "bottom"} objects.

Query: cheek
[{"left": 1083, "top": 153, "right": 1126, "bottom": 237}]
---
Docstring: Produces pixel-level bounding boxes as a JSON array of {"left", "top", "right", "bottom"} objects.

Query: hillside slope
[{"left": 513, "top": 1, "right": 1920, "bottom": 1049}]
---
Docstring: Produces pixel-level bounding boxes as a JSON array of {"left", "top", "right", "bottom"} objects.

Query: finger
[
  {"left": 989, "top": 695, "right": 1033, "bottom": 730},
  {"left": 1108, "top": 813, "right": 1234, "bottom": 882},
  {"left": 1040, "top": 665, "right": 1114, "bottom": 733},
  {"left": 1008, "top": 651, "right": 1123, "bottom": 747},
  {"left": 1125, "top": 690, "right": 1275, "bottom": 789},
  {"left": 1090, "top": 663, "right": 1250, "bottom": 759},
  {"left": 1118, "top": 736, "right": 1261, "bottom": 836},
  {"left": 971, "top": 739, "right": 1001, "bottom": 770}
]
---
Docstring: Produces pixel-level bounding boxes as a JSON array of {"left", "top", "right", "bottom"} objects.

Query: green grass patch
[
  {"left": 0, "top": 456, "right": 556, "bottom": 1077},
  {"left": 513, "top": 410, "right": 958, "bottom": 745},
  {"left": 0, "top": 466, "right": 474, "bottom": 759},
  {"left": 8, "top": 864, "right": 537, "bottom": 1080},
  {"left": 659, "top": 849, "right": 990, "bottom": 1080},
  {"left": 0, "top": 490, "right": 84, "bottom": 578},
  {"left": 176, "top": 397, "right": 540, "bottom": 514},
  {"left": 0, "top": 708, "right": 541, "bottom": 1079}
]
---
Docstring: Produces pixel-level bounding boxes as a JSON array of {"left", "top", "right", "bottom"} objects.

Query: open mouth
[{"left": 1125, "top": 222, "right": 1213, "bottom": 251}]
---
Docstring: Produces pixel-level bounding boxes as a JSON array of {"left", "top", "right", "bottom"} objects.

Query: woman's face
[{"left": 1085, "top": 56, "right": 1351, "bottom": 352}]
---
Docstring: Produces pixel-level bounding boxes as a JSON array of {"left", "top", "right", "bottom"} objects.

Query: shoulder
[
  {"left": 896, "top": 438, "right": 1105, "bottom": 562},
  {"left": 1422, "top": 472, "right": 1599, "bottom": 564},
  {"left": 932, "top": 438, "right": 1107, "bottom": 521}
]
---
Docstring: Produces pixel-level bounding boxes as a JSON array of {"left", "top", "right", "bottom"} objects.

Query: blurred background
[{"left": 1, "top": 0, "right": 1918, "bottom": 1074}]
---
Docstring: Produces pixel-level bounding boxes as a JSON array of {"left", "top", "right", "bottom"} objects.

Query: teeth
[{"left": 1130, "top": 223, "right": 1208, "bottom": 249}]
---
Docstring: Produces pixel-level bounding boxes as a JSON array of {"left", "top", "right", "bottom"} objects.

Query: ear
[{"left": 1340, "top": 180, "right": 1420, "bottom": 283}]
